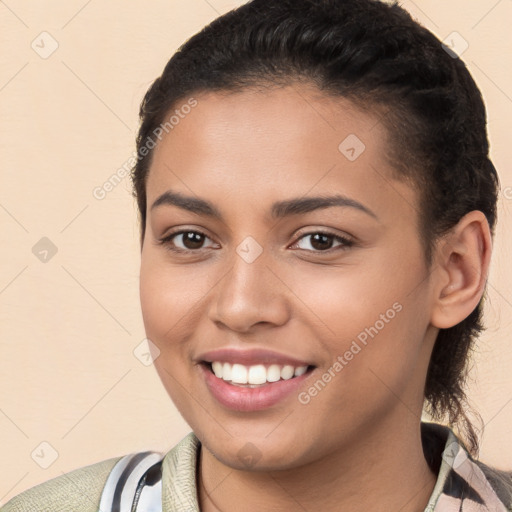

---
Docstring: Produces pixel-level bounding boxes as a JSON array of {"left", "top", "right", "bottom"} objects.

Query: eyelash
[{"left": 157, "top": 229, "right": 355, "bottom": 255}]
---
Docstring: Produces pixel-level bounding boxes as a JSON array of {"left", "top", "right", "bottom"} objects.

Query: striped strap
[
  {"left": 433, "top": 442, "right": 509, "bottom": 511},
  {"left": 98, "top": 451, "right": 164, "bottom": 512}
]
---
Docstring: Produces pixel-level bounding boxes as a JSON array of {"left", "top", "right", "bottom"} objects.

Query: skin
[{"left": 139, "top": 84, "right": 492, "bottom": 512}]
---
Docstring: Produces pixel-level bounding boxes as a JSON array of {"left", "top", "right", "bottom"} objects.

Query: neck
[{"left": 198, "top": 415, "right": 437, "bottom": 512}]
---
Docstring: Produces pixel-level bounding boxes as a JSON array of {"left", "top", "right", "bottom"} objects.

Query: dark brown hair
[{"left": 131, "top": 0, "right": 499, "bottom": 454}]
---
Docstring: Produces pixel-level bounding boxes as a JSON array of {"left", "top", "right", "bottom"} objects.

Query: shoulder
[
  {"left": 475, "top": 460, "right": 512, "bottom": 508},
  {"left": 1, "top": 455, "right": 123, "bottom": 512},
  {"left": 1, "top": 434, "right": 198, "bottom": 512},
  {"left": 421, "top": 422, "right": 512, "bottom": 509}
]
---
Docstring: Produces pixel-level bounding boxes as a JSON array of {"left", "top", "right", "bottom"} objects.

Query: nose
[{"left": 207, "top": 247, "right": 291, "bottom": 334}]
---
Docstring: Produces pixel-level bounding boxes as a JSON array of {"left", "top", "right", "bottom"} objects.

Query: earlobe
[{"left": 430, "top": 211, "right": 492, "bottom": 329}]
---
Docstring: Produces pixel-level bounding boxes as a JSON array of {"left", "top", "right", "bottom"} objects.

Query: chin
[{"left": 200, "top": 430, "right": 309, "bottom": 472}]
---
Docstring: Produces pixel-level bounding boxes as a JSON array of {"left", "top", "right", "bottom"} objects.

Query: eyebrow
[{"left": 150, "top": 190, "right": 378, "bottom": 220}]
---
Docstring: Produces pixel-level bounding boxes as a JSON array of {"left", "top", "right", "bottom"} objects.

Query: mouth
[
  {"left": 198, "top": 360, "right": 316, "bottom": 411},
  {"left": 202, "top": 361, "right": 315, "bottom": 387}
]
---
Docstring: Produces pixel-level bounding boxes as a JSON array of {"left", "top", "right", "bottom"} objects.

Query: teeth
[
  {"left": 231, "top": 364, "right": 248, "bottom": 384},
  {"left": 212, "top": 361, "right": 223, "bottom": 378},
  {"left": 248, "top": 364, "right": 267, "bottom": 385},
  {"left": 222, "top": 362, "right": 232, "bottom": 381},
  {"left": 281, "top": 365, "right": 294, "bottom": 380},
  {"left": 209, "top": 361, "right": 309, "bottom": 385},
  {"left": 267, "top": 364, "right": 281, "bottom": 382},
  {"left": 294, "top": 366, "right": 307, "bottom": 377}
]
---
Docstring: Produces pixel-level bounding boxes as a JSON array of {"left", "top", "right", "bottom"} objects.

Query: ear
[{"left": 430, "top": 211, "right": 493, "bottom": 329}]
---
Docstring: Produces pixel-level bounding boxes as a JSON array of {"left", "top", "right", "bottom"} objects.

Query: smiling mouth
[{"left": 202, "top": 361, "right": 316, "bottom": 387}]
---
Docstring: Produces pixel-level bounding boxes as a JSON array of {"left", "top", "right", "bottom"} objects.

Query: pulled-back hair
[{"left": 131, "top": 0, "right": 499, "bottom": 454}]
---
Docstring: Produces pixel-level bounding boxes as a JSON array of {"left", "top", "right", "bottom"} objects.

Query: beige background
[{"left": 1, "top": 0, "right": 511, "bottom": 504}]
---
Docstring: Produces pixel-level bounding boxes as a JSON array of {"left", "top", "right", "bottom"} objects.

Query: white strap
[{"left": 98, "top": 451, "right": 163, "bottom": 512}]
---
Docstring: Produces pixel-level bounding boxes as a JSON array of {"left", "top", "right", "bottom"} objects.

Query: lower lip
[{"left": 200, "top": 364, "right": 313, "bottom": 412}]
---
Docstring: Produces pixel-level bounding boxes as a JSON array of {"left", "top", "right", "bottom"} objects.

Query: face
[{"left": 140, "top": 84, "right": 437, "bottom": 471}]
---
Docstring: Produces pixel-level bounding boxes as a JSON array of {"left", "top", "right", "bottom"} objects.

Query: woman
[{"left": 3, "top": 0, "right": 511, "bottom": 510}]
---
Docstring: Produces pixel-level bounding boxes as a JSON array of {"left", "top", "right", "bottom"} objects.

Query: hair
[{"left": 131, "top": 0, "right": 499, "bottom": 455}]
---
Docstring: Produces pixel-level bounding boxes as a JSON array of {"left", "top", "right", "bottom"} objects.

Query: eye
[
  {"left": 158, "top": 229, "right": 218, "bottom": 252},
  {"left": 290, "top": 231, "right": 354, "bottom": 252},
  {"left": 158, "top": 229, "right": 354, "bottom": 254}
]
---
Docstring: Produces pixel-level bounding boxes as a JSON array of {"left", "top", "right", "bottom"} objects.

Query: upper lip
[{"left": 197, "top": 348, "right": 314, "bottom": 367}]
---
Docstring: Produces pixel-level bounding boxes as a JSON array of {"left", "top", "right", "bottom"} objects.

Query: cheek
[
  {"left": 139, "top": 249, "right": 215, "bottom": 350},
  {"left": 282, "top": 257, "right": 406, "bottom": 340},
  {"left": 291, "top": 249, "right": 430, "bottom": 393},
  {"left": 139, "top": 253, "right": 202, "bottom": 409},
  {"left": 139, "top": 255, "right": 168, "bottom": 339},
  {"left": 139, "top": 250, "right": 185, "bottom": 346}
]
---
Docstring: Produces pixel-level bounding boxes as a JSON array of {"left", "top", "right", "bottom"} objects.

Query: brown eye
[
  {"left": 159, "top": 230, "right": 217, "bottom": 252},
  {"left": 293, "top": 231, "right": 354, "bottom": 252},
  {"left": 179, "top": 231, "right": 206, "bottom": 250},
  {"left": 309, "top": 233, "right": 334, "bottom": 251}
]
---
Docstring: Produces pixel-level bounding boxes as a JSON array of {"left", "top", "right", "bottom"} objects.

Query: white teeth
[
  {"left": 280, "top": 365, "right": 295, "bottom": 380},
  {"left": 222, "top": 362, "right": 232, "bottom": 381},
  {"left": 248, "top": 364, "right": 267, "bottom": 385},
  {"left": 294, "top": 366, "right": 307, "bottom": 377},
  {"left": 212, "top": 361, "right": 223, "bottom": 378},
  {"left": 267, "top": 364, "right": 281, "bottom": 382},
  {"left": 231, "top": 363, "right": 248, "bottom": 383},
  {"left": 208, "top": 361, "right": 310, "bottom": 385}
]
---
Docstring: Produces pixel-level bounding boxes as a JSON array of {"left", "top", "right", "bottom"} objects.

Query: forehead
[{"left": 146, "top": 85, "right": 417, "bottom": 224}]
